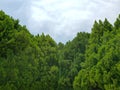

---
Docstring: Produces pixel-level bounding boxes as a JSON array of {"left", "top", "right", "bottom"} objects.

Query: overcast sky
[{"left": 0, "top": 0, "right": 120, "bottom": 43}]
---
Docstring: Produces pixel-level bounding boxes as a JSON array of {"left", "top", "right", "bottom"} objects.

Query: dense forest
[{"left": 0, "top": 10, "right": 120, "bottom": 90}]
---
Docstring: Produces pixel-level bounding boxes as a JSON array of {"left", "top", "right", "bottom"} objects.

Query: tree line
[{"left": 0, "top": 10, "right": 120, "bottom": 90}]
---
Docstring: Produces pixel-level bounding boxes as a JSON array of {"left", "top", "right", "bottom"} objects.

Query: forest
[{"left": 0, "top": 10, "right": 120, "bottom": 90}]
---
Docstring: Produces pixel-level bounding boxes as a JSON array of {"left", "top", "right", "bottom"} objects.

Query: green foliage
[
  {"left": 0, "top": 10, "right": 120, "bottom": 90},
  {"left": 74, "top": 15, "right": 120, "bottom": 90}
]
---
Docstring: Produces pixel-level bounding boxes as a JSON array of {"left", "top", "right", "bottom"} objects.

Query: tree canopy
[{"left": 0, "top": 10, "right": 120, "bottom": 90}]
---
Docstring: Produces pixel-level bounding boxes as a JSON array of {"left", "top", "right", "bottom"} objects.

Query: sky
[{"left": 0, "top": 0, "right": 120, "bottom": 43}]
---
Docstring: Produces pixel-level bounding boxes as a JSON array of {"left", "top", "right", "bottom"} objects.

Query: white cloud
[{"left": 0, "top": 0, "right": 120, "bottom": 43}]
